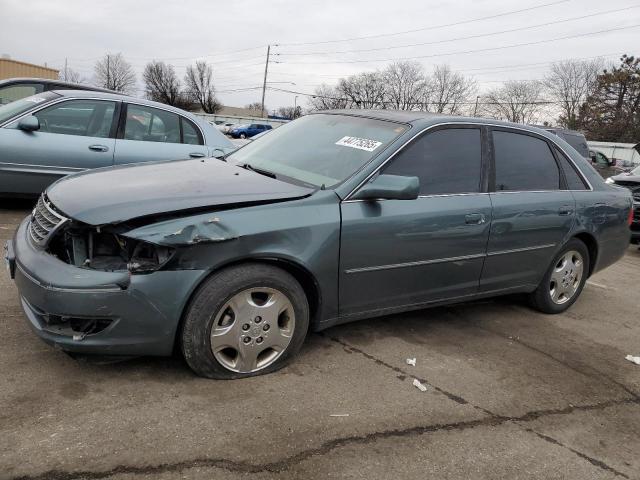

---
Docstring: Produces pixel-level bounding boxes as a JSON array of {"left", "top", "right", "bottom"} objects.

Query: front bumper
[{"left": 7, "top": 217, "right": 205, "bottom": 356}]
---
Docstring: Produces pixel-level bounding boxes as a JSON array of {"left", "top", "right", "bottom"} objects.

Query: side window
[
  {"left": 493, "top": 131, "right": 560, "bottom": 191},
  {"left": 555, "top": 148, "right": 588, "bottom": 190},
  {"left": 124, "top": 105, "right": 180, "bottom": 143},
  {"left": 595, "top": 152, "right": 609, "bottom": 166},
  {"left": 383, "top": 128, "right": 482, "bottom": 195},
  {"left": 34, "top": 100, "right": 115, "bottom": 138},
  {"left": 181, "top": 118, "right": 203, "bottom": 145}
]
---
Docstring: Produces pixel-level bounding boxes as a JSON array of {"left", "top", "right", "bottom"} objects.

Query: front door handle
[
  {"left": 558, "top": 205, "right": 574, "bottom": 216},
  {"left": 189, "top": 152, "right": 206, "bottom": 158},
  {"left": 88, "top": 144, "right": 109, "bottom": 152},
  {"left": 465, "top": 213, "right": 486, "bottom": 225}
]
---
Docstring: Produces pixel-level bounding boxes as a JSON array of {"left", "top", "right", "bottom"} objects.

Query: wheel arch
[
  {"left": 173, "top": 255, "right": 323, "bottom": 352},
  {"left": 572, "top": 231, "right": 598, "bottom": 277}
]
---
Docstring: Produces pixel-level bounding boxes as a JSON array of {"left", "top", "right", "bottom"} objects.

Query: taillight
[{"left": 629, "top": 207, "right": 634, "bottom": 226}]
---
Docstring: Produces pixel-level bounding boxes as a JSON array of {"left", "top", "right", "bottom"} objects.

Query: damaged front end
[{"left": 47, "top": 224, "right": 175, "bottom": 274}]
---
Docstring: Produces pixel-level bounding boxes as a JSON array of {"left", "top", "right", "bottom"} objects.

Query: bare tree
[
  {"left": 143, "top": 61, "right": 183, "bottom": 106},
  {"left": 337, "top": 72, "right": 387, "bottom": 109},
  {"left": 94, "top": 53, "right": 137, "bottom": 93},
  {"left": 59, "top": 68, "right": 87, "bottom": 85},
  {"left": 277, "top": 106, "right": 303, "bottom": 119},
  {"left": 544, "top": 59, "right": 604, "bottom": 129},
  {"left": 383, "top": 61, "right": 428, "bottom": 110},
  {"left": 245, "top": 102, "right": 264, "bottom": 115},
  {"left": 481, "top": 80, "right": 546, "bottom": 124},
  {"left": 425, "top": 65, "right": 476, "bottom": 114},
  {"left": 184, "top": 61, "right": 221, "bottom": 114},
  {"left": 308, "top": 84, "right": 349, "bottom": 111}
]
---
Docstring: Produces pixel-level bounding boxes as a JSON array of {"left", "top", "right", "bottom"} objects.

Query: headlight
[{"left": 605, "top": 177, "right": 614, "bottom": 184}]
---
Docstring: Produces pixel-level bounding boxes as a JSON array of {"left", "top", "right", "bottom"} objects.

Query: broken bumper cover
[{"left": 10, "top": 217, "right": 205, "bottom": 356}]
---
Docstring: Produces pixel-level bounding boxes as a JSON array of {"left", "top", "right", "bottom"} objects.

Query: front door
[
  {"left": 480, "top": 128, "right": 576, "bottom": 291},
  {"left": 339, "top": 126, "right": 492, "bottom": 316},
  {"left": 0, "top": 99, "right": 117, "bottom": 195},
  {"left": 113, "top": 104, "right": 208, "bottom": 166}
]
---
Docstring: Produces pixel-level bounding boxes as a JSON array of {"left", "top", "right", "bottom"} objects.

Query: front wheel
[
  {"left": 529, "top": 239, "right": 590, "bottom": 314},
  {"left": 181, "top": 264, "right": 309, "bottom": 379},
  {"left": 240, "top": 133, "right": 247, "bottom": 139}
]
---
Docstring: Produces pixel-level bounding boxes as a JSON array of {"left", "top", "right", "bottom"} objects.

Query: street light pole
[{"left": 293, "top": 95, "right": 298, "bottom": 119}]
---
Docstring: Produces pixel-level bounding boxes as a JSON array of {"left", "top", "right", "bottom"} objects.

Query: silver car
[{"left": 0, "top": 90, "right": 235, "bottom": 196}]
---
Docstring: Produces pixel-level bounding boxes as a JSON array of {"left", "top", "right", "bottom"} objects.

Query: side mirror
[
  {"left": 17, "top": 115, "right": 40, "bottom": 132},
  {"left": 352, "top": 174, "right": 419, "bottom": 201}
]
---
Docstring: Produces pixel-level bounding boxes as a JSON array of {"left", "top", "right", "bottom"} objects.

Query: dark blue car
[{"left": 229, "top": 123, "right": 272, "bottom": 139}]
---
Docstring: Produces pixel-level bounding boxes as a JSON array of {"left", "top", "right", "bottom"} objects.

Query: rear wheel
[
  {"left": 181, "top": 264, "right": 309, "bottom": 379},
  {"left": 529, "top": 239, "right": 589, "bottom": 314}
]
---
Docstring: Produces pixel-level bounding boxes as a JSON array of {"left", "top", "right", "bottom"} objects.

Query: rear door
[
  {"left": 339, "top": 126, "right": 492, "bottom": 315},
  {"left": 0, "top": 98, "right": 117, "bottom": 194},
  {"left": 480, "top": 128, "right": 576, "bottom": 291},
  {"left": 113, "top": 103, "right": 208, "bottom": 165}
]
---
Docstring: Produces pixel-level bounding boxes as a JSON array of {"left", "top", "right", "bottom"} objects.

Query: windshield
[
  {"left": 228, "top": 114, "right": 408, "bottom": 188},
  {"left": 0, "top": 91, "right": 59, "bottom": 124}
]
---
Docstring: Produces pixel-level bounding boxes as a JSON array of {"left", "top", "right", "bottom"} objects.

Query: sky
[{"left": 2, "top": 0, "right": 639, "bottom": 113}]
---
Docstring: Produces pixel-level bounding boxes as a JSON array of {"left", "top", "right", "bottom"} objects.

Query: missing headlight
[{"left": 47, "top": 225, "right": 173, "bottom": 273}]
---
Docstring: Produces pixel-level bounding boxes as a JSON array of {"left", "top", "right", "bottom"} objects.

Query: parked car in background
[
  {"left": 0, "top": 90, "right": 235, "bottom": 196},
  {"left": 589, "top": 149, "right": 624, "bottom": 179},
  {"left": 0, "top": 78, "right": 117, "bottom": 106},
  {"left": 605, "top": 164, "right": 640, "bottom": 243},
  {"left": 217, "top": 122, "right": 236, "bottom": 134},
  {"left": 228, "top": 123, "right": 272, "bottom": 139},
  {"left": 5, "top": 111, "right": 632, "bottom": 379}
]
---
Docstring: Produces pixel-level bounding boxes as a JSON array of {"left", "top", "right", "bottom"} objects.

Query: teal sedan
[
  {"left": 0, "top": 90, "right": 235, "bottom": 196},
  {"left": 6, "top": 111, "right": 633, "bottom": 378}
]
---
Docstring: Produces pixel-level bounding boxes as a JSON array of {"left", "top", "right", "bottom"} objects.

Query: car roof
[
  {"left": 315, "top": 109, "right": 556, "bottom": 134},
  {"left": 51, "top": 89, "right": 200, "bottom": 117},
  {"left": 0, "top": 77, "right": 119, "bottom": 94}
]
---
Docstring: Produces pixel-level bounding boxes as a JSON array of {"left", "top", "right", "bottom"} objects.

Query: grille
[{"left": 29, "top": 195, "right": 67, "bottom": 246}]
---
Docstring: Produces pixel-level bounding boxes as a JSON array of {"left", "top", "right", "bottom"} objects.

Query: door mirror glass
[
  {"left": 17, "top": 115, "right": 40, "bottom": 132},
  {"left": 352, "top": 174, "right": 419, "bottom": 201}
]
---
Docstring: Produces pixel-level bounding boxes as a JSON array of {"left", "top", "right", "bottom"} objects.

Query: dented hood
[{"left": 46, "top": 158, "right": 313, "bottom": 225}]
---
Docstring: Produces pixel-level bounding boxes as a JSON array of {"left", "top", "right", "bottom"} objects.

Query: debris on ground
[
  {"left": 625, "top": 355, "right": 640, "bottom": 365},
  {"left": 329, "top": 414, "right": 349, "bottom": 417},
  {"left": 412, "top": 379, "right": 428, "bottom": 392},
  {"left": 406, "top": 358, "right": 416, "bottom": 366}
]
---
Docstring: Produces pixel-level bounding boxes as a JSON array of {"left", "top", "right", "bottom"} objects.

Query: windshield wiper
[{"left": 240, "top": 163, "right": 277, "bottom": 179}]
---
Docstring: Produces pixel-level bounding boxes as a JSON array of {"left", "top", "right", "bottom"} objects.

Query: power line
[
  {"left": 278, "top": 24, "right": 640, "bottom": 65},
  {"left": 276, "top": 0, "right": 570, "bottom": 46},
  {"left": 277, "top": 6, "right": 639, "bottom": 56}
]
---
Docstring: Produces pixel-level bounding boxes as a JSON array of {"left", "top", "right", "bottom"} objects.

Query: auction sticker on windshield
[{"left": 335, "top": 136, "right": 383, "bottom": 152}]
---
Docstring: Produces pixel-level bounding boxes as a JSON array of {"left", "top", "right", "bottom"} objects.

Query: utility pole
[
  {"left": 64, "top": 57, "right": 68, "bottom": 81},
  {"left": 473, "top": 96, "right": 480, "bottom": 116},
  {"left": 293, "top": 95, "right": 298, "bottom": 119},
  {"left": 260, "top": 45, "right": 271, "bottom": 118}
]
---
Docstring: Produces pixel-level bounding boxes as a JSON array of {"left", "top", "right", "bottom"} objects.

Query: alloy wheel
[
  {"left": 210, "top": 287, "right": 295, "bottom": 373},
  {"left": 549, "top": 250, "right": 584, "bottom": 305}
]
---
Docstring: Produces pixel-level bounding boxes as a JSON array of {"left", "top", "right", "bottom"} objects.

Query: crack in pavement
[
  {"left": 9, "top": 397, "right": 638, "bottom": 480},
  {"left": 448, "top": 306, "right": 640, "bottom": 401},
  {"left": 324, "top": 333, "right": 637, "bottom": 479}
]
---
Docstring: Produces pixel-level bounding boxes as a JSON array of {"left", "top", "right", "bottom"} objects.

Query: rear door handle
[
  {"left": 465, "top": 213, "right": 486, "bottom": 225},
  {"left": 558, "top": 205, "right": 574, "bottom": 216},
  {"left": 88, "top": 144, "right": 109, "bottom": 152},
  {"left": 189, "top": 152, "right": 206, "bottom": 158}
]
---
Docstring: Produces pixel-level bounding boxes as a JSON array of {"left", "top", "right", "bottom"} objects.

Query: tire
[
  {"left": 529, "top": 238, "right": 590, "bottom": 314},
  {"left": 240, "top": 133, "right": 247, "bottom": 139},
  {"left": 181, "top": 263, "right": 309, "bottom": 379}
]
